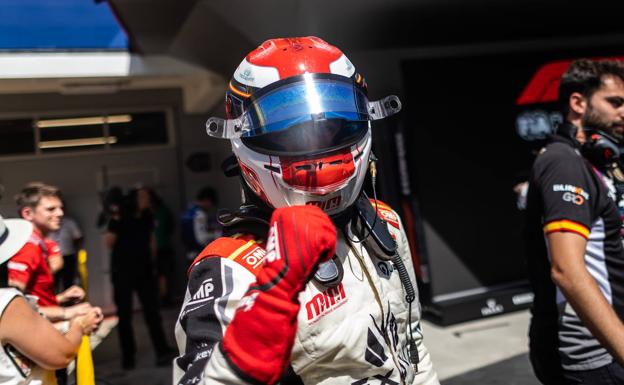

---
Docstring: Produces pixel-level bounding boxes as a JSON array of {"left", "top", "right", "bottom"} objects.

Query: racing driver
[{"left": 173, "top": 36, "right": 440, "bottom": 385}]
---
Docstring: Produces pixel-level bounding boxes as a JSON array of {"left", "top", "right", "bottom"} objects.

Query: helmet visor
[
  {"left": 206, "top": 73, "right": 401, "bottom": 151},
  {"left": 245, "top": 74, "right": 369, "bottom": 136}
]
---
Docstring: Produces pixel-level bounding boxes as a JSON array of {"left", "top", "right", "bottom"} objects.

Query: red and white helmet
[{"left": 206, "top": 37, "right": 401, "bottom": 215}]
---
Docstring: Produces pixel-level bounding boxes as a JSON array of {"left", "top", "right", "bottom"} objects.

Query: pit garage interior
[{"left": 2, "top": 0, "right": 624, "bottom": 323}]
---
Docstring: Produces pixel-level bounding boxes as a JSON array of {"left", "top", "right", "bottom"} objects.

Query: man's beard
[{"left": 583, "top": 105, "right": 624, "bottom": 142}]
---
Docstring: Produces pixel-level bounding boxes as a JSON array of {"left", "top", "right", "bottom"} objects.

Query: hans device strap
[{"left": 354, "top": 193, "right": 397, "bottom": 260}]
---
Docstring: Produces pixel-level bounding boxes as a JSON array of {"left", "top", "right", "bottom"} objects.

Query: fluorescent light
[
  {"left": 36, "top": 115, "right": 132, "bottom": 128},
  {"left": 39, "top": 136, "right": 118, "bottom": 149}
]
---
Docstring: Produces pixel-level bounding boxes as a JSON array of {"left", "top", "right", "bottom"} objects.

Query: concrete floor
[
  {"left": 88, "top": 306, "right": 179, "bottom": 385},
  {"left": 424, "top": 311, "right": 540, "bottom": 385},
  {"left": 86, "top": 307, "right": 541, "bottom": 385}
]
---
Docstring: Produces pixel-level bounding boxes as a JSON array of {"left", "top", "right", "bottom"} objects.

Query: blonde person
[{"left": 0, "top": 214, "right": 103, "bottom": 385}]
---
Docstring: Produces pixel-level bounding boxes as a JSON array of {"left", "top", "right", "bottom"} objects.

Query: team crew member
[
  {"left": 9, "top": 183, "right": 96, "bottom": 322},
  {"left": 174, "top": 37, "right": 439, "bottom": 385},
  {"left": 526, "top": 59, "right": 624, "bottom": 384}
]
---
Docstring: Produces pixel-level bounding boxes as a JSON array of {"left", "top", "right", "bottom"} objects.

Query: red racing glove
[{"left": 220, "top": 205, "right": 336, "bottom": 384}]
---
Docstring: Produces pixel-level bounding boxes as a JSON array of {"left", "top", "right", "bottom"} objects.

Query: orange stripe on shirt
[{"left": 543, "top": 220, "right": 590, "bottom": 239}]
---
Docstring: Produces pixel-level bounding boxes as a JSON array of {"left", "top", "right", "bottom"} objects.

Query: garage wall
[
  {"left": 177, "top": 107, "right": 241, "bottom": 212},
  {"left": 0, "top": 88, "right": 239, "bottom": 311},
  {"left": 0, "top": 147, "right": 180, "bottom": 311}
]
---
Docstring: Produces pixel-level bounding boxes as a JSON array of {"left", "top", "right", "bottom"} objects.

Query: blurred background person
[
  {"left": 525, "top": 59, "right": 624, "bottom": 384},
  {"left": 180, "top": 186, "right": 221, "bottom": 263},
  {"left": 49, "top": 213, "right": 83, "bottom": 293},
  {"left": 146, "top": 188, "right": 175, "bottom": 306},
  {"left": 104, "top": 186, "right": 174, "bottom": 370},
  {"left": 0, "top": 213, "right": 102, "bottom": 385},
  {"left": 9, "top": 183, "right": 95, "bottom": 322},
  {"left": 513, "top": 181, "right": 529, "bottom": 210}
]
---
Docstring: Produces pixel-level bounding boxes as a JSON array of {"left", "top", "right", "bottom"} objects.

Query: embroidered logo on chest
[{"left": 305, "top": 282, "right": 348, "bottom": 323}]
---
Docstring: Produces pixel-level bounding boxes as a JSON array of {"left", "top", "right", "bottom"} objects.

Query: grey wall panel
[
  {"left": 0, "top": 88, "right": 240, "bottom": 313},
  {"left": 422, "top": 221, "right": 482, "bottom": 297},
  {"left": 0, "top": 147, "right": 179, "bottom": 312},
  {"left": 177, "top": 109, "right": 240, "bottom": 211}
]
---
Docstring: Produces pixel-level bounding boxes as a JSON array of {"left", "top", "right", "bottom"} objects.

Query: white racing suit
[{"left": 173, "top": 201, "right": 439, "bottom": 385}]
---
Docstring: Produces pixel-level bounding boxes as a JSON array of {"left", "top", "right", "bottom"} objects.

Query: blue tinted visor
[
  {"left": 243, "top": 74, "right": 369, "bottom": 138},
  {"left": 206, "top": 73, "right": 402, "bottom": 150}
]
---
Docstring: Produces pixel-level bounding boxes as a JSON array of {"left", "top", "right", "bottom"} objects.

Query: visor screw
[{"left": 385, "top": 99, "right": 399, "bottom": 109}]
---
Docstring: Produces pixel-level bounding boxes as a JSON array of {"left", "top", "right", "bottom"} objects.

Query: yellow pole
[
  {"left": 78, "top": 249, "right": 88, "bottom": 295},
  {"left": 75, "top": 249, "right": 95, "bottom": 385},
  {"left": 76, "top": 336, "right": 95, "bottom": 385}
]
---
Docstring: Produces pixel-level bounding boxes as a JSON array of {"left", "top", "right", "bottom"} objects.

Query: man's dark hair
[
  {"left": 196, "top": 186, "right": 218, "bottom": 204},
  {"left": 15, "top": 182, "right": 62, "bottom": 214},
  {"left": 559, "top": 59, "right": 624, "bottom": 115}
]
